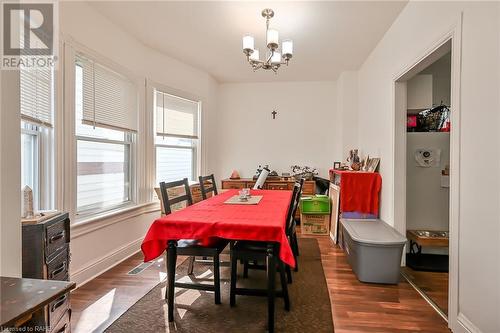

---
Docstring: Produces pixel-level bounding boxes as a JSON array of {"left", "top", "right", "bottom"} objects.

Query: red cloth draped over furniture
[
  {"left": 141, "top": 189, "right": 295, "bottom": 268},
  {"left": 331, "top": 170, "right": 382, "bottom": 216}
]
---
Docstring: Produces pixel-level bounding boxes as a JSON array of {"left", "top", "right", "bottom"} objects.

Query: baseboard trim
[
  {"left": 329, "top": 231, "right": 336, "bottom": 244},
  {"left": 457, "top": 313, "right": 482, "bottom": 333},
  {"left": 70, "top": 237, "right": 143, "bottom": 288}
]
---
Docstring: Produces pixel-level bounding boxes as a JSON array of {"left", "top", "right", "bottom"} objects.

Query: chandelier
[{"left": 242, "top": 8, "right": 293, "bottom": 73}]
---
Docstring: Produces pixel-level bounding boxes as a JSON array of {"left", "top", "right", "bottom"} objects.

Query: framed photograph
[
  {"left": 333, "top": 162, "right": 341, "bottom": 170},
  {"left": 367, "top": 158, "right": 380, "bottom": 172}
]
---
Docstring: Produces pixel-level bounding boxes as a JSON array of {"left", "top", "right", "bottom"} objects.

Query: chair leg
[
  {"left": 230, "top": 253, "right": 237, "bottom": 307},
  {"left": 293, "top": 231, "right": 300, "bottom": 256},
  {"left": 187, "top": 256, "right": 195, "bottom": 276},
  {"left": 166, "top": 241, "right": 177, "bottom": 322},
  {"left": 279, "top": 260, "right": 290, "bottom": 311},
  {"left": 292, "top": 234, "right": 299, "bottom": 272},
  {"left": 285, "top": 265, "right": 293, "bottom": 284},
  {"left": 243, "top": 260, "right": 249, "bottom": 278},
  {"left": 213, "top": 252, "right": 221, "bottom": 305},
  {"left": 267, "top": 245, "right": 276, "bottom": 333}
]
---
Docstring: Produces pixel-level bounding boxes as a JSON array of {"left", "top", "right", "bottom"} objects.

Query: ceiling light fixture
[{"left": 242, "top": 8, "right": 293, "bottom": 74}]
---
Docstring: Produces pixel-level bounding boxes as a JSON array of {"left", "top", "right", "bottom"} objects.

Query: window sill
[{"left": 71, "top": 202, "right": 160, "bottom": 239}]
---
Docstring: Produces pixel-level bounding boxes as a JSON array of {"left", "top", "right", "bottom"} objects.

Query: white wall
[
  {"left": 355, "top": 2, "right": 500, "bottom": 332},
  {"left": 336, "top": 71, "right": 358, "bottom": 159},
  {"left": 421, "top": 52, "right": 452, "bottom": 106},
  {"left": 0, "top": 70, "right": 22, "bottom": 277},
  {"left": 216, "top": 81, "right": 339, "bottom": 180},
  {"left": 406, "top": 133, "right": 450, "bottom": 232},
  {"left": 59, "top": 2, "right": 219, "bottom": 285},
  {"left": 407, "top": 74, "right": 433, "bottom": 109}
]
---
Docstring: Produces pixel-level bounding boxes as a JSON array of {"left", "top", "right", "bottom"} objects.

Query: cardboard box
[{"left": 301, "top": 213, "right": 330, "bottom": 235}]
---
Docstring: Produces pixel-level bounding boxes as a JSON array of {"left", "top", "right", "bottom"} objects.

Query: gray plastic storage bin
[{"left": 341, "top": 218, "right": 406, "bottom": 284}]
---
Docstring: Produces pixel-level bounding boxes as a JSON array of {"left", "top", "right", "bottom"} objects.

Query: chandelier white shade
[
  {"left": 266, "top": 29, "right": 279, "bottom": 48},
  {"left": 271, "top": 52, "right": 281, "bottom": 64},
  {"left": 242, "top": 35, "right": 254, "bottom": 51},
  {"left": 250, "top": 49, "right": 260, "bottom": 61},
  {"left": 282, "top": 39, "right": 293, "bottom": 58},
  {"left": 242, "top": 9, "right": 293, "bottom": 73}
]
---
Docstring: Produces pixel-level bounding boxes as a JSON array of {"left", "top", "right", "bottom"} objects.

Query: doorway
[
  {"left": 403, "top": 49, "right": 451, "bottom": 317},
  {"left": 393, "top": 35, "right": 461, "bottom": 326}
]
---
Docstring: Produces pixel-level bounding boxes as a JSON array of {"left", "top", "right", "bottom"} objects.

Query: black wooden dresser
[{"left": 22, "top": 212, "right": 72, "bottom": 332}]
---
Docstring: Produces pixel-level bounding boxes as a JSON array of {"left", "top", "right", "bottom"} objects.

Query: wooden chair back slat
[
  {"left": 287, "top": 178, "right": 304, "bottom": 235},
  {"left": 159, "top": 178, "right": 193, "bottom": 215},
  {"left": 199, "top": 174, "right": 218, "bottom": 200}
]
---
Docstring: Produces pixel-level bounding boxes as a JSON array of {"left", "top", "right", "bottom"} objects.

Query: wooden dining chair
[
  {"left": 241, "top": 178, "right": 303, "bottom": 283},
  {"left": 199, "top": 174, "right": 218, "bottom": 200},
  {"left": 229, "top": 184, "right": 300, "bottom": 313},
  {"left": 160, "top": 178, "right": 229, "bottom": 305},
  {"left": 288, "top": 178, "right": 304, "bottom": 274}
]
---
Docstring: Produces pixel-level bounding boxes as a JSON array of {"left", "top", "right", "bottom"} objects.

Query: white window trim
[
  {"left": 21, "top": 110, "right": 55, "bottom": 212},
  {"left": 21, "top": 124, "right": 40, "bottom": 209},
  {"left": 147, "top": 79, "right": 202, "bottom": 189},
  {"left": 62, "top": 36, "right": 145, "bottom": 223}
]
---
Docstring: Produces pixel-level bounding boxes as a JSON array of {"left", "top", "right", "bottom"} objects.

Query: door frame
[{"left": 391, "top": 14, "right": 463, "bottom": 332}]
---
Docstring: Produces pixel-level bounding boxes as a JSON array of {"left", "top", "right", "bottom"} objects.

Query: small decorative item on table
[
  {"left": 366, "top": 157, "right": 380, "bottom": 172},
  {"left": 291, "top": 165, "right": 318, "bottom": 180},
  {"left": 22, "top": 185, "right": 34, "bottom": 219},
  {"left": 238, "top": 190, "right": 249, "bottom": 201},
  {"left": 347, "top": 149, "right": 363, "bottom": 171},
  {"left": 230, "top": 170, "right": 241, "bottom": 179}
]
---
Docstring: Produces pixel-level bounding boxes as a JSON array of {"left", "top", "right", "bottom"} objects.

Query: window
[
  {"left": 154, "top": 90, "right": 200, "bottom": 183},
  {"left": 21, "top": 122, "right": 40, "bottom": 210},
  {"left": 20, "top": 66, "right": 54, "bottom": 212},
  {"left": 75, "top": 55, "right": 137, "bottom": 215}
]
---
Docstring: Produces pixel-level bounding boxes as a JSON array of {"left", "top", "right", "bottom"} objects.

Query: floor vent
[{"left": 127, "top": 261, "right": 154, "bottom": 275}]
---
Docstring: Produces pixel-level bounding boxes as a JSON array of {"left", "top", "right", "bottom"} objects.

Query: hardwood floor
[
  {"left": 402, "top": 266, "right": 449, "bottom": 315},
  {"left": 70, "top": 254, "right": 187, "bottom": 333},
  {"left": 314, "top": 235, "right": 449, "bottom": 333},
  {"left": 71, "top": 236, "right": 450, "bottom": 333}
]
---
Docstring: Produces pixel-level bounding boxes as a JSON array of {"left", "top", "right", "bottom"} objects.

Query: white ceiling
[{"left": 89, "top": 1, "right": 407, "bottom": 83}]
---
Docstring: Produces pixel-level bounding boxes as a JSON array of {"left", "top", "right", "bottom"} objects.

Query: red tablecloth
[
  {"left": 141, "top": 189, "right": 295, "bottom": 268},
  {"left": 331, "top": 170, "right": 382, "bottom": 215}
]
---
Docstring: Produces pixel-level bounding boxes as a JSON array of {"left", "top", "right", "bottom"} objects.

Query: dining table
[{"left": 141, "top": 189, "right": 295, "bottom": 331}]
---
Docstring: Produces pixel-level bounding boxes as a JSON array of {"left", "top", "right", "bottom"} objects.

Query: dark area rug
[{"left": 105, "top": 238, "right": 334, "bottom": 332}]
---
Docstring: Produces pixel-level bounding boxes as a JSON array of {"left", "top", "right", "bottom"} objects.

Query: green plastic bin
[{"left": 300, "top": 195, "right": 331, "bottom": 214}]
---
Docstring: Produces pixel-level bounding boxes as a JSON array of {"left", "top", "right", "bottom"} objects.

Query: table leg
[
  {"left": 166, "top": 240, "right": 177, "bottom": 322},
  {"left": 213, "top": 252, "right": 221, "bottom": 305},
  {"left": 230, "top": 250, "right": 237, "bottom": 307},
  {"left": 279, "top": 260, "right": 290, "bottom": 311},
  {"left": 266, "top": 243, "right": 276, "bottom": 333}
]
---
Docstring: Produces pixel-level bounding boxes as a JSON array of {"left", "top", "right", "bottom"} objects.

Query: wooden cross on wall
[{"left": 271, "top": 109, "right": 278, "bottom": 119}]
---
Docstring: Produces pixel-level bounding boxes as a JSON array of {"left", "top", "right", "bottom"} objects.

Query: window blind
[
  {"left": 77, "top": 54, "right": 138, "bottom": 132},
  {"left": 156, "top": 90, "right": 199, "bottom": 139},
  {"left": 20, "top": 68, "right": 53, "bottom": 127}
]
